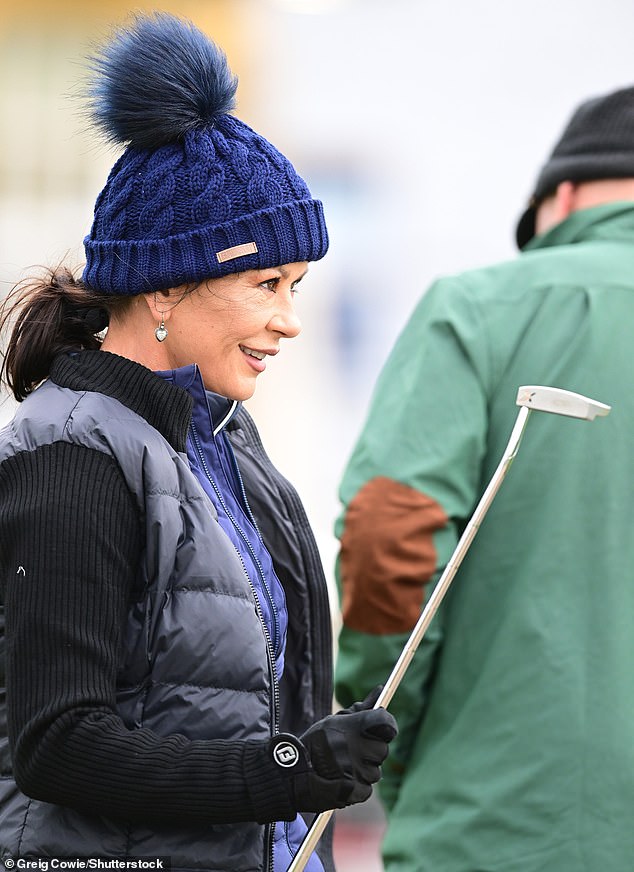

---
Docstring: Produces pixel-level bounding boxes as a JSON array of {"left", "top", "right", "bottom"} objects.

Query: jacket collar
[
  {"left": 524, "top": 201, "right": 634, "bottom": 252},
  {"left": 50, "top": 350, "right": 193, "bottom": 453},
  {"left": 155, "top": 363, "right": 241, "bottom": 436}
]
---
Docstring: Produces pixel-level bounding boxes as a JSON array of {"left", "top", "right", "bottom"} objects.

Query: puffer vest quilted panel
[{"left": 0, "top": 379, "right": 274, "bottom": 870}]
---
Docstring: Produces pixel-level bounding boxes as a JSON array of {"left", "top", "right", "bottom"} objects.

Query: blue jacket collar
[{"left": 155, "top": 363, "right": 242, "bottom": 436}]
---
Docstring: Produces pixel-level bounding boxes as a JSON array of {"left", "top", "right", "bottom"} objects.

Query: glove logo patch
[{"left": 273, "top": 741, "right": 300, "bottom": 768}]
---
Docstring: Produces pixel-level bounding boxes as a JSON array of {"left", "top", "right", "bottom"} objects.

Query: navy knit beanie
[
  {"left": 83, "top": 14, "right": 329, "bottom": 295},
  {"left": 516, "top": 85, "right": 634, "bottom": 249}
]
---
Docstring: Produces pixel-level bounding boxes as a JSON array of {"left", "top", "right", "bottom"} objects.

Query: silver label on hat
[{"left": 216, "top": 242, "right": 258, "bottom": 263}]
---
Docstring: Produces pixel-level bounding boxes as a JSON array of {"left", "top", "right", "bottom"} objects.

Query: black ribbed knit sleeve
[{"left": 0, "top": 441, "right": 296, "bottom": 825}]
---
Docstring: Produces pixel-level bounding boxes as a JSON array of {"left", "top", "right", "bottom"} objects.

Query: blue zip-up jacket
[
  {"left": 158, "top": 363, "right": 319, "bottom": 872},
  {"left": 160, "top": 365, "right": 288, "bottom": 677}
]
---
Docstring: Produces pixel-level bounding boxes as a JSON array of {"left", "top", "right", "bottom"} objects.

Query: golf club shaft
[
  {"left": 287, "top": 405, "right": 532, "bottom": 872},
  {"left": 376, "top": 404, "right": 530, "bottom": 708}
]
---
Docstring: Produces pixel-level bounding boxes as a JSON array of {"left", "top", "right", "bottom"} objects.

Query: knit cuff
[
  {"left": 243, "top": 738, "right": 302, "bottom": 824},
  {"left": 83, "top": 199, "right": 329, "bottom": 295}
]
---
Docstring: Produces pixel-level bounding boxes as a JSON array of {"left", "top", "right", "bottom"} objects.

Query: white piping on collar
[{"left": 213, "top": 399, "right": 239, "bottom": 437}]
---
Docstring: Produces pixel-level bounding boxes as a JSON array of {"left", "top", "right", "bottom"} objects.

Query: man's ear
[
  {"left": 535, "top": 181, "right": 578, "bottom": 237},
  {"left": 553, "top": 180, "right": 577, "bottom": 223}
]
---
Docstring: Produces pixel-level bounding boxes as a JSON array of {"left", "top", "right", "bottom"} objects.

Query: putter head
[{"left": 516, "top": 386, "right": 611, "bottom": 421}]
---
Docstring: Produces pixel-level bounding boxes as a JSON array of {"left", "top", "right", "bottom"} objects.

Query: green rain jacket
[{"left": 335, "top": 203, "right": 634, "bottom": 872}]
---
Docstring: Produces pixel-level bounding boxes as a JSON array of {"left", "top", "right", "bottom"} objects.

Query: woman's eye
[{"left": 261, "top": 278, "right": 278, "bottom": 291}]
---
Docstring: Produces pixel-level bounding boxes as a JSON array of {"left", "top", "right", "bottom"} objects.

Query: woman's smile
[
  {"left": 240, "top": 344, "right": 276, "bottom": 373},
  {"left": 149, "top": 262, "right": 306, "bottom": 400}
]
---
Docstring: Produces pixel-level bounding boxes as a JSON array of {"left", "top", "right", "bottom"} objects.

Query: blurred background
[{"left": 2, "top": 0, "right": 634, "bottom": 868}]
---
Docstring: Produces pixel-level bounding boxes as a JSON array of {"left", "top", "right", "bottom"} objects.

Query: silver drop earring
[{"left": 155, "top": 317, "right": 168, "bottom": 342}]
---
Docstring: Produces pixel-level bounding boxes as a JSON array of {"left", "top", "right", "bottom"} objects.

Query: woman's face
[{"left": 160, "top": 262, "right": 307, "bottom": 400}]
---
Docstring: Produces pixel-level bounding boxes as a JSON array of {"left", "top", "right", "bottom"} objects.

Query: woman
[{"left": 0, "top": 14, "right": 396, "bottom": 872}]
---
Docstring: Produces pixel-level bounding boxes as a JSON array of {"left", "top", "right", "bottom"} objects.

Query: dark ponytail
[{"left": 0, "top": 266, "right": 130, "bottom": 402}]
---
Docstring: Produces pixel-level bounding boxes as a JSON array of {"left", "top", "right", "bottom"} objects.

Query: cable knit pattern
[
  {"left": 80, "top": 13, "right": 328, "bottom": 294},
  {"left": 138, "top": 148, "right": 181, "bottom": 238},
  {"left": 84, "top": 116, "right": 328, "bottom": 294}
]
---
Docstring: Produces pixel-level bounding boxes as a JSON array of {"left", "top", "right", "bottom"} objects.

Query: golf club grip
[{"left": 287, "top": 406, "right": 532, "bottom": 872}]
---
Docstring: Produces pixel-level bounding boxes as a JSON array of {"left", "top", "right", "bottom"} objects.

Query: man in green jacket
[{"left": 335, "top": 85, "right": 634, "bottom": 871}]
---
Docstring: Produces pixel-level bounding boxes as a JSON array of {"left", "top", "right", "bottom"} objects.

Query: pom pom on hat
[
  {"left": 83, "top": 13, "right": 328, "bottom": 295},
  {"left": 87, "top": 13, "right": 238, "bottom": 150}
]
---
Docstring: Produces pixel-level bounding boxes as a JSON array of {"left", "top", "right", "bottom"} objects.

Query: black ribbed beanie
[{"left": 516, "top": 85, "right": 634, "bottom": 249}]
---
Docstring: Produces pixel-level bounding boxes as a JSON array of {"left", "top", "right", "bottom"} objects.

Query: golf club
[{"left": 287, "top": 385, "right": 611, "bottom": 872}]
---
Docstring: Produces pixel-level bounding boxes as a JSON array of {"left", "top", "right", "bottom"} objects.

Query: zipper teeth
[
  {"left": 191, "top": 421, "right": 281, "bottom": 872},
  {"left": 225, "top": 442, "right": 276, "bottom": 624},
  {"left": 190, "top": 421, "right": 282, "bottom": 731},
  {"left": 231, "top": 411, "right": 331, "bottom": 872},
  {"left": 227, "top": 443, "right": 262, "bottom": 537},
  {"left": 236, "top": 410, "right": 334, "bottom": 719},
  {"left": 196, "top": 420, "right": 281, "bottom": 652}
]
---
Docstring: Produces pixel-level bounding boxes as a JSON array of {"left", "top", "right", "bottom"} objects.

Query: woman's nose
[{"left": 269, "top": 298, "right": 302, "bottom": 338}]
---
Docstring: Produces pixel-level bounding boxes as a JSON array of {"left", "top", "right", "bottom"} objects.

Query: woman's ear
[{"left": 143, "top": 290, "right": 174, "bottom": 324}]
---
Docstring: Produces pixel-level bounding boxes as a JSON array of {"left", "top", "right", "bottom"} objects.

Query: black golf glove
[{"left": 269, "top": 686, "right": 398, "bottom": 813}]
